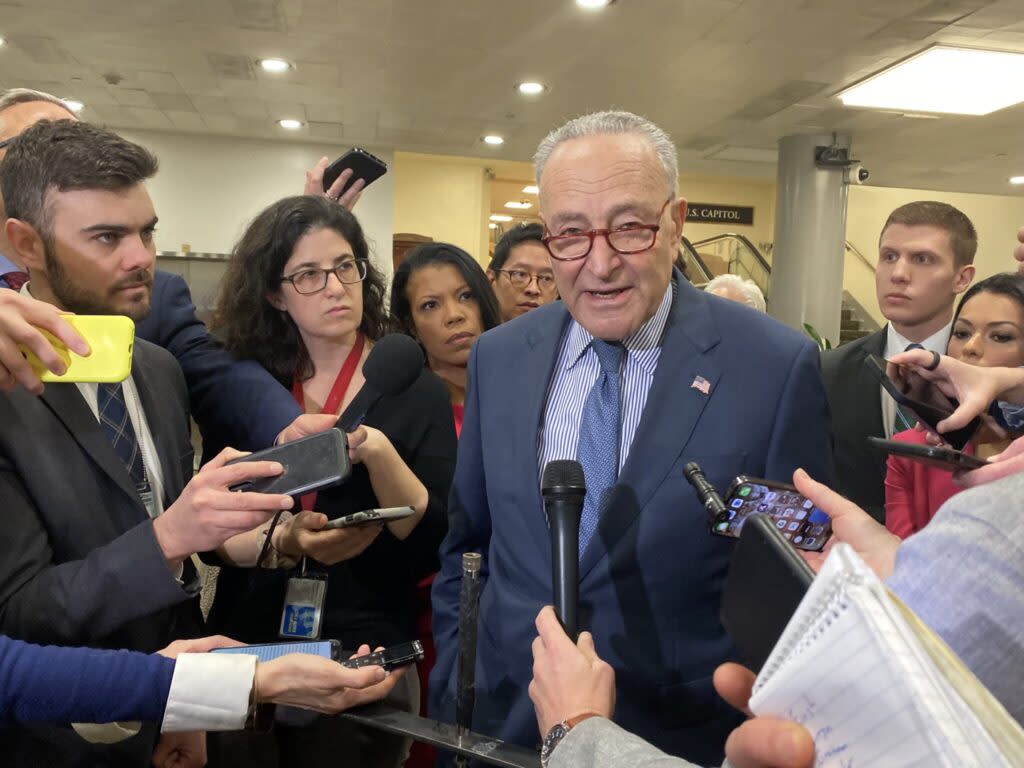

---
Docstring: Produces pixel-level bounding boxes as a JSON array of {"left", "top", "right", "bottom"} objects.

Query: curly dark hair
[
  {"left": 389, "top": 242, "right": 502, "bottom": 341},
  {"left": 211, "top": 195, "right": 388, "bottom": 384}
]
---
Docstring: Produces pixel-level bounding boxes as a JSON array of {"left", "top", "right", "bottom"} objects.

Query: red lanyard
[{"left": 291, "top": 332, "right": 365, "bottom": 510}]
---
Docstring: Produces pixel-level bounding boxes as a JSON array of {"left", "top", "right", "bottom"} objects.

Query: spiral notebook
[{"left": 748, "top": 544, "right": 1024, "bottom": 767}]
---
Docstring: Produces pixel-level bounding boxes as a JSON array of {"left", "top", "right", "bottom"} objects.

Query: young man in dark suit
[
  {"left": 0, "top": 120, "right": 296, "bottom": 767},
  {"left": 821, "top": 202, "right": 976, "bottom": 522},
  {"left": 430, "top": 111, "right": 834, "bottom": 767}
]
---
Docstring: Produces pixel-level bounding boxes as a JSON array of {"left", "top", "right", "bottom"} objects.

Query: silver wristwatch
[{"left": 540, "top": 713, "right": 598, "bottom": 767}]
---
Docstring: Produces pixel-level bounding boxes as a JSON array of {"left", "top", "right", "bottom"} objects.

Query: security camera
[{"left": 846, "top": 164, "right": 870, "bottom": 185}]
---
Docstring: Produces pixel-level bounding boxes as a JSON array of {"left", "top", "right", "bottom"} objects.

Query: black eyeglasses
[
  {"left": 281, "top": 258, "right": 368, "bottom": 294},
  {"left": 541, "top": 199, "right": 672, "bottom": 262},
  {"left": 497, "top": 269, "right": 557, "bottom": 292}
]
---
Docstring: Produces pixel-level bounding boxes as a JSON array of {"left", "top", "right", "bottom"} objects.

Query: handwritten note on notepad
[{"left": 747, "top": 544, "right": 1021, "bottom": 767}]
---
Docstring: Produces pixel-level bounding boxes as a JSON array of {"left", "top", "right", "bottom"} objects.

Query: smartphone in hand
[
  {"left": 19, "top": 315, "right": 134, "bottom": 383},
  {"left": 711, "top": 476, "right": 832, "bottom": 552},
  {"left": 227, "top": 428, "right": 351, "bottom": 496},
  {"left": 323, "top": 148, "right": 388, "bottom": 196},
  {"left": 322, "top": 506, "right": 415, "bottom": 530},
  {"left": 867, "top": 436, "right": 988, "bottom": 471}
]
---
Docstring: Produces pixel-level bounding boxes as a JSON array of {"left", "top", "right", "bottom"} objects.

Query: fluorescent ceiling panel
[{"left": 839, "top": 46, "right": 1024, "bottom": 116}]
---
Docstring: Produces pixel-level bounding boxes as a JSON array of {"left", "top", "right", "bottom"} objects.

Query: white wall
[
  {"left": 844, "top": 185, "right": 1024, "bottom": 326},
  {"left": 122, "top": 129, "right": 394, "bottom": 274}
]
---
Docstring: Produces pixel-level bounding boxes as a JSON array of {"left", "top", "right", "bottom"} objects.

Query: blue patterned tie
[
  {"left": 97, "top": 382, "right": 146, "bottom": 488},
  {"left": 576, "top": 340, "right": 624, "bottom": 558}
]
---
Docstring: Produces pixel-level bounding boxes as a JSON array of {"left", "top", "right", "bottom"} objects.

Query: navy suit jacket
[
  {"left": 135, "top": 270, "right": 300, "bottom": 452},
  {"left": 0, "top": 635, "right": 173, "bottom": 726},
  {"left": 430, "top": 277, "right": 834, "bottom": 765}
]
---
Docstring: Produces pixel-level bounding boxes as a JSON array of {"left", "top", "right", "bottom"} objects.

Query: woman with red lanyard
[
  {"left": 388, "top": 242, "right": 501, "bottom": 768},
  {"left": 205, "top": 196, "right": 456, "bottom": 768}
]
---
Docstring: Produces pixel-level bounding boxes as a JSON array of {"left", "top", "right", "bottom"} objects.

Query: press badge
[{"left": 279, "top": 561, "right": 327, "bottom": 640}]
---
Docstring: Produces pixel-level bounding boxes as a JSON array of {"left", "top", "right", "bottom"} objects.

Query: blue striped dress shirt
[{"left": 538, "top": 281, "right": 674, "bottom": 480}]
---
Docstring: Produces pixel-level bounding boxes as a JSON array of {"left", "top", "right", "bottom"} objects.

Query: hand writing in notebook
[{"left": 792, "top": 468, "right": 900, "bottom": 579}]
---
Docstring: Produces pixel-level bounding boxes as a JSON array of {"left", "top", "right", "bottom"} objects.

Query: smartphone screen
[
  {"left": 713, "top": 478, "right": 832, "bottom": 552},
  {"left": 210, "top": 640, "right": 337, "bottom": 663}
]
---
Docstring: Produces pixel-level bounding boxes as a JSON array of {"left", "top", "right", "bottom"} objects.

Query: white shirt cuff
[{"left": 161, "top": 653, "right": 257, "bottom": 732}]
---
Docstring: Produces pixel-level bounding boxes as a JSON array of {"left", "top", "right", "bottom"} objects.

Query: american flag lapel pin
[{"left": 690, "top": 375, "right": 711, "bottom": 396}]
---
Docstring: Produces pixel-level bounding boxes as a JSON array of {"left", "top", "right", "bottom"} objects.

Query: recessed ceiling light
[
  {"left": 259, "top": 58, "right": 291, "bottom": 73},
  {"left": 63, "top": 99, "right": 84, "bottom": 113},
  {"left": 277, "top": 118, "right": 303, "bottom": 130},
  {"left": 1010, "top": 176, "right": 1024, "bottom": 185},
  {"left": 490, "top": 214, "right": 513, "bottom": 222},
  {"left": 576, "top": 0, "right": 614, "bottom": 8},
  {"left": 505, "top": 200, "right": 532, "bottom": 209},
  {"left": 0, "top": 37, "right": 6, "bottom": 47},
  {"left": 488, "top": 223, "right": 498, "bottom": 229},
  {"left": 839, "top": 45, "right": 1024, "bottom": 116},
  {"left": 517, "top": 82, "right": 546, "bottom": 96},
  {"left": 522, "top": 185, "right": 539, "bottom": 195},
  {"left": 483, "top": 134, "right": 504, "bottom": 146}
]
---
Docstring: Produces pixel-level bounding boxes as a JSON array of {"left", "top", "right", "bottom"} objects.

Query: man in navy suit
[{"left": 430, "top": 111, "right": 834, "bottom": 765}]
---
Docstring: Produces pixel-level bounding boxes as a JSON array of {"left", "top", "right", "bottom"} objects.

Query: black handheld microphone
[
  {"left": 541, "top": 460, "right": 586, "bottom": 641},
  {"left": 337, "top": 333, "right": 424, "bottom": 431},
  {"left": 684, "top": 461, "right": 727, "bottom": 522}
]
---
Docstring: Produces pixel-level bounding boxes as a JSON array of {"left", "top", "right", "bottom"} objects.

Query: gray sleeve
[
  {"left": 550, "top": 717, "right": 704, "bottom": 768},
  {"left": 885, "top": 471, "right": 1024, "bottom": 724}
]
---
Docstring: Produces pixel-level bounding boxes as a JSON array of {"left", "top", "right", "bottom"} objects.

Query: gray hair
[
  {"left": 533, "top": 110, "right": 678, "bottom": 195},
  {"left": 0, "top": 88, "right": 73, "bottom": 117},
  {"left": 705, "top": 273, "right": 767, "bottom": 313}
]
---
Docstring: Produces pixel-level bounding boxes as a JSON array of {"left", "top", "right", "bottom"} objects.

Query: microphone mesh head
[
  {"left": 362, "top": 333, "right": 425, "bottom": 396},
  {"left": 542, "top": 460, "right": 586, "bottom": 493}
]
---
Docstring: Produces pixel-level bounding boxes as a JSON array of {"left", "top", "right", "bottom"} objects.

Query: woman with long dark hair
[
  {"left": 885, "top": 272, "right": 1024, "bottom": 537},
  {"left": 390, "top": 242, "right": 502, "bottom": 434},
  {"left": 207, "top": 196, "right": 456, "bottom": 767}
]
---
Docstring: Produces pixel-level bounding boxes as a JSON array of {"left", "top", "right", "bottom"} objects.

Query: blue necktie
[
  {"left": 576, "top": 340, "right": 624, "bottom": 558},
  {"left": 97, "top": 382, "right": 146, "bottom": 488}
]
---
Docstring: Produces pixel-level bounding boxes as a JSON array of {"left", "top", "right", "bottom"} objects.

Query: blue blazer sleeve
[
  {"left": 429, "top": 343, "right": 492, "bottom": 720},
  {"left": 0, "top": 635, "right": 175, "bottom": 725},
  {"left": 136, "top": 271, "right": 301, "bottom": 451}
]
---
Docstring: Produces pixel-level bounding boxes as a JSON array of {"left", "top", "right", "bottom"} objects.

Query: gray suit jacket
[
  {"left": 0, "top": 339, "right": 202, "bottom": 766},
  {"left": 820, "top": 328, "right": 887, "bottom": 521},
  {"left": 552, "top": 717, "right": 704, "bottom": 768}
]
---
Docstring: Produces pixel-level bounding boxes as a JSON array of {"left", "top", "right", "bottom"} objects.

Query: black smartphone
[
  {"left": 322, "top": 148, "right": 388, "bottom": 196},
  {"left": 863, "top": 354, "right": 979, "bottom": 449},
  {"left": 227, "top": 428, "right": 351, "bottom": 496},
  {"left": 712, "top": 476, "right": 832, "bottom": 552},
  {"left": 867, "top": 436, "right": 988, "bottom": 471},
  {"left": 210, "top": 639, "right": 341, "bottom": 663},
  {"left": 341, "top": 640, "right": 424, "bottom": 672},
  {"left": 720, "top": 513, "right": 814, "bottom": 671},
  {"left": 323, "top": 506, "right": 416, "bottom": 530}
]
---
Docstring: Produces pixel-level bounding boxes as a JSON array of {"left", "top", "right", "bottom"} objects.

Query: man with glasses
[
  {"left": 487, "top": 222, "right": 559, "bottom": 322},
  {"left": 430, "top": 111, "right": 833, "bottom": 766}
]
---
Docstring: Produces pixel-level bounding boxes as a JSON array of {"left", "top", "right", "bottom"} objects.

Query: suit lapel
[
  {"left": 39, "top": 382, "right": 142, "bottom": 507},
  {"left": 581, "top": 280, "right": 721, "bottom": 578},
  {"left": 852, "top": 328, "right": 886, "bottom": 438},
  {"left": 132, "top": 346, "right": 186, "bottom": 500},
  {"left": 517, "top": 305, "right": 574, "bottom": 559}
]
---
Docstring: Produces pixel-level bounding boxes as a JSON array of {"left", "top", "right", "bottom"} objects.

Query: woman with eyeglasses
[
  {"left": 486, "top": 223, "right": 560, "bottom": 322},
  {"left": 206, "top": 196, "right": 456, "bottom": 768}
]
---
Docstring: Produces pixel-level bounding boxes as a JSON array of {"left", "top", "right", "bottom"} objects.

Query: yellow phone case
[{"left": 22, "top": 315, "right": 135, "bottom": 383}]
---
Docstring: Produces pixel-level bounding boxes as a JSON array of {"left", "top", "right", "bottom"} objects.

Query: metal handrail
[
  {"left": 689, "top": 232, "right": 771, "bottom": 275},
  {"left": 679, "top": 236, "right": 714, "bottom": 282},
  {"left": 845, "top": 239, "right": 876, "bottom": 273}
]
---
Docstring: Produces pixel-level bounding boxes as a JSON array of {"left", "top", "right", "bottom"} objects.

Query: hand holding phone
[
  {"left": 712, "top": 476, "right": 832, "bottom": 552},
  {"left": 19, "top": 315, "right": 133, "bottom": 384},
  {"left": 0, "top": 292, "right": 91, "bottom": 394},
  {"left": 226, "top": 429, "right": 351, "bottom": 496},
  {"left": 322, "top": 148, "right": 387, "bottom": 200}
]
